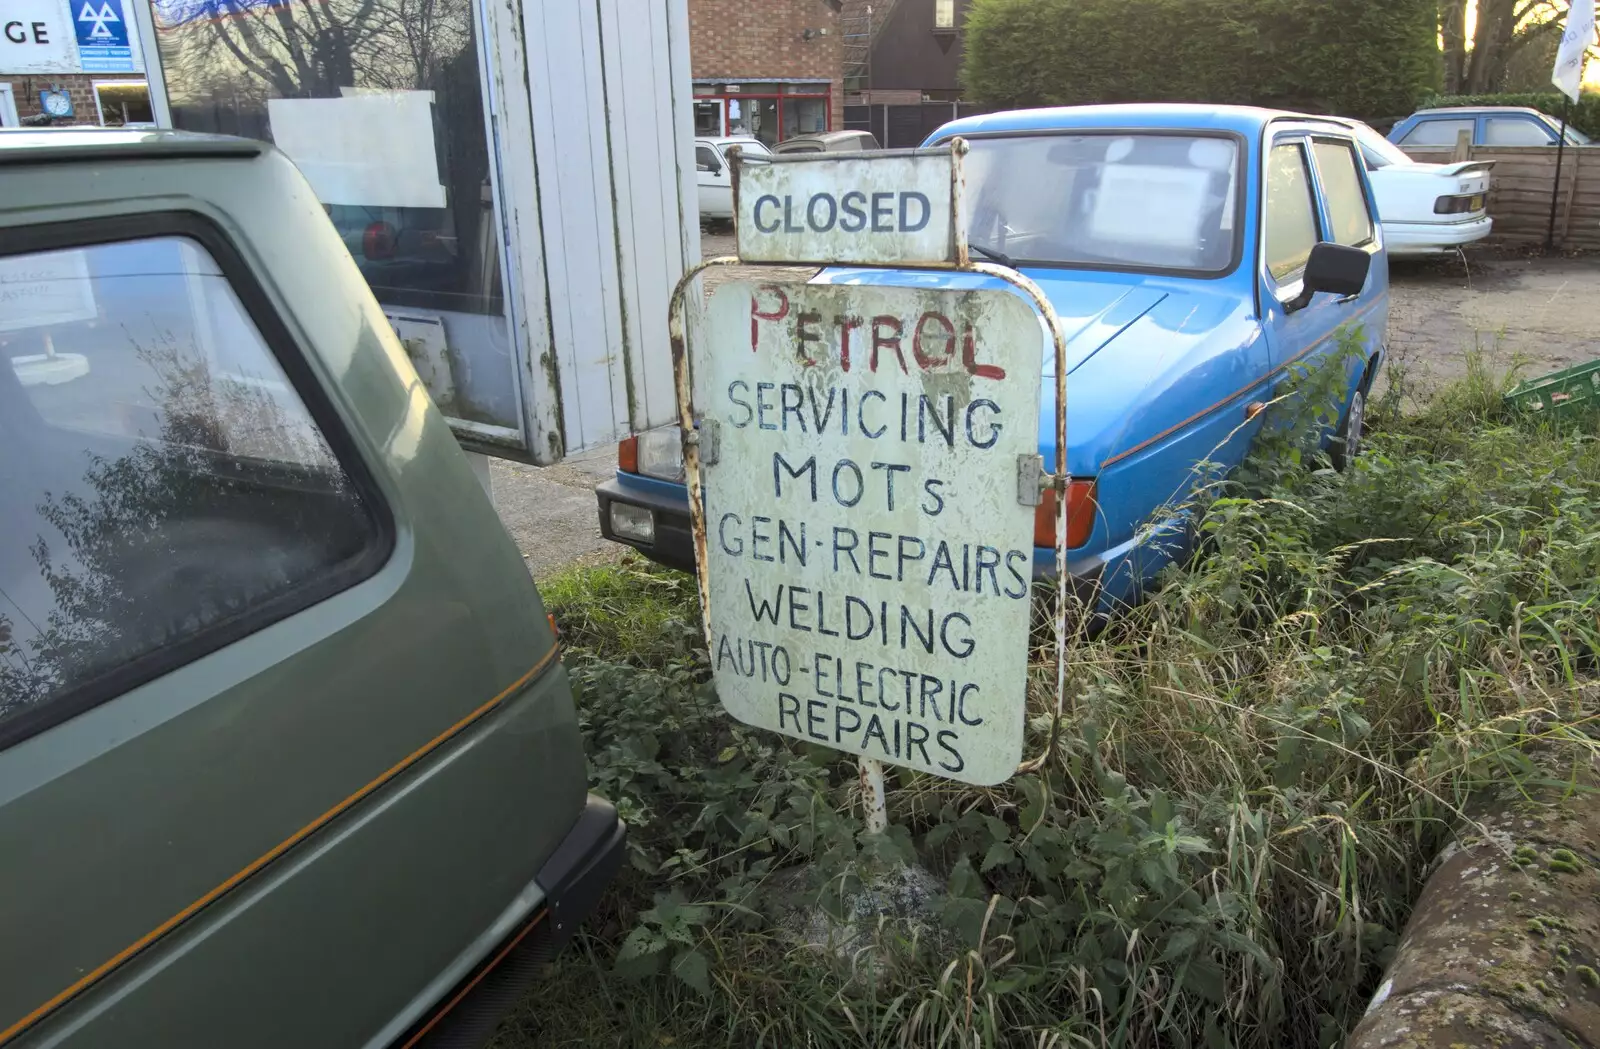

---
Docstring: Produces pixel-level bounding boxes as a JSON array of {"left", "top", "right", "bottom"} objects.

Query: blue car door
[
  {"left": 1304, "top": 132, "right": 1386, "bottom": 397},
  {"left": 1259, "top": 128, "right": 1382, "bottom": 433}
]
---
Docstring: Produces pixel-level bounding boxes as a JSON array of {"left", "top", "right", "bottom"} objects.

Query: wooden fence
[{"left": 1402, "top": 143, "right": 1600, "bottom": 250}]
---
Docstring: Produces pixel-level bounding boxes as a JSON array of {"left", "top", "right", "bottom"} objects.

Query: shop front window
[
  {"left": 727, "top": 97, "right": 780, "bottom": 147},
  {"left": 781, "top": 97, "right": 827, "bottom": 139},
  {"left": 93, "top": 81, "right": 153, "bottom": 126},
  {"left": 709, "top": 89, "right": 830, "bottom": 146},
  {"left": 150, "top": 0, "right": 520, "bottom": 435}
]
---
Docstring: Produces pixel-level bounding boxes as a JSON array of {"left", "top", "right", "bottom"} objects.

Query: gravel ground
[
  {"left": 1385, "top": 250, "right": 1600, "bottom": 389},
  {"left": 487, "top": 446, "right": 617, "bottom": 579},
  {"left": 488, "top": 234, "right": 1600, "bottom": 574}
]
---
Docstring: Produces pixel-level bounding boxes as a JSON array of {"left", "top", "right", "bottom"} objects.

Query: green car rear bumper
[{"left": 400, "top": 795, "right": 625, "bottom": 1048}]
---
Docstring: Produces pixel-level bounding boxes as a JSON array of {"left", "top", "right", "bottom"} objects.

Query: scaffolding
[{"left": 841, "top": 0, "right": 896, "bottom": 99}]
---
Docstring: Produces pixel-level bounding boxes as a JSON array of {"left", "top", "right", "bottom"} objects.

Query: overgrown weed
[{"left": 495, "top": 355, "right": 1600, "bottom": 1049}]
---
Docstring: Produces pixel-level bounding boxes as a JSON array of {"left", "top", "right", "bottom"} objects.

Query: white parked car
[
  {"left": 694, "top": 136, "right": 770, "bottom": 221},
  {"left": 1334, "top": 117, "right": 1494, "bottom": 256}
]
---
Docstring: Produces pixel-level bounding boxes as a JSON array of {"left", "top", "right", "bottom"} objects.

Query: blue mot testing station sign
[
  {"left": 698, "top": 146, "right": 1043, "bottom": 786},
  {"left": 73, "top": 0, "right": 134, "bottom": 72}
]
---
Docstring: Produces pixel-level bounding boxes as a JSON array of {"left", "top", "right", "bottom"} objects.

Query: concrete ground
[{"left": 488, "top": 236, "right": 1600, "bottom": 575}]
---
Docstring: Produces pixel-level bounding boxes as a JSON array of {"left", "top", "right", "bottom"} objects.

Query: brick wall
[
  {"left": 689, "top": 0, "right": 844, "bottom": 128},
  {"left": 3, "top": 73, "right": 146, "bottom": 126}
]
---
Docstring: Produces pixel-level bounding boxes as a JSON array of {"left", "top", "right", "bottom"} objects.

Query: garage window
[
  {"left": 1264, "top": 142, "right": 1320, "bottom": 282},
  {"left": 0, "top": 232, "right": 384, "bottom": 742},
  {"left": 1312, "top": 140, "right": 1375, "bottom": 248}
]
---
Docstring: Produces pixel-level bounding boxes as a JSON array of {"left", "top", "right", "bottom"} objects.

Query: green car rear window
[{"left": 0, "top": 233, "right": 383, "bottom": 741}]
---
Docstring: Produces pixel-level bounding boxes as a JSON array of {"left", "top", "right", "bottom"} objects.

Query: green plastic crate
[{"left": 1504, "top": 359, "right": 1600, "bottom": 419}]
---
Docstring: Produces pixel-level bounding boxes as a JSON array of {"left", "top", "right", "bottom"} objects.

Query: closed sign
[
  {"left": 734, "top": 149, "right": 962, "bottom": 267},
  {"left": 696, "top": 280, "right": 1042, "bottom": 786}
]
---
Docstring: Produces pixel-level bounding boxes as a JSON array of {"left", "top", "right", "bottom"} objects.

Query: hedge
[
  {"left": 961, "top": 0, "right": 1439, "bottom": 122},
  {"left": 1419, "top": 92, "right": 1600, "bottom": 140}
]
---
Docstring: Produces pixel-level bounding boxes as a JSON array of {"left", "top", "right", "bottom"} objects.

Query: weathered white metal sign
[
  {"left": 733, "top": 145, "right": 964, "bottom": 267},
  {"left": 696, "top": 279, "right": 1043, "bottom": 786}
]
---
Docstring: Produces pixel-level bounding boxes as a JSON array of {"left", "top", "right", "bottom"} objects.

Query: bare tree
[
  {"left": 157, "top": 0, "right": 471, "bottom": 104},
  {"left": 1442, "top": 0, "right": 1469, "bottom": 93},
  {"left": 1441, "top": 0, "right": 1579, "bottom": 94}
]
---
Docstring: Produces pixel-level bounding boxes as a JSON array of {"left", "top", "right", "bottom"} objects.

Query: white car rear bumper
[{"left": 1383, "top": 216, "right": 1493, "bottom": 255}]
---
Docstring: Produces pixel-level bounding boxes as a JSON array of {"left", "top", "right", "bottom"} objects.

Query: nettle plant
[{"left": 532, "top": 346, "right": 1600, "bottom": 1049}]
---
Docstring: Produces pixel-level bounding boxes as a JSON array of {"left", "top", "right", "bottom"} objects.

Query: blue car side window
[
  {"left": 1484, "top": 116, "right": 1556, "bottom": 146},
  {"left": 1399, "top": 117, "right": 1474, "bottom": 147},
  {"left": 1263, "top": 142, "right": 1320, "bottom": 284},
  {"left": 1310, "top": 139, "right": 1375, "bottom": 249}
]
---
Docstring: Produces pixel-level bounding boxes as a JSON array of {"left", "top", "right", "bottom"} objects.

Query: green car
[{"left": 0, "top": 129, "right": 622, "bottom": 1047}]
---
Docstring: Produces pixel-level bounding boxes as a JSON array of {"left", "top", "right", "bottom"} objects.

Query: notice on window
[
  {"left": 1089, "top": 165, "right": 1212, "bottom": 250},
  {"left": 0, "top": 248, "right": 97, "bottom": 332},
  {"left": 267, "top": 91, "right": 446, "bottom": 209},
  {"left": 696, "top": 280, "right": 1043, "bottom": 786}
]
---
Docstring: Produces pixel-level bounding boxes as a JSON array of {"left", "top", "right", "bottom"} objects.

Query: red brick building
[
  {"left": 688, "top": 0, "right": 843, "bottom": 145},
  {"left": 1, "top": 0, "right": 149, "bottom": 127}
]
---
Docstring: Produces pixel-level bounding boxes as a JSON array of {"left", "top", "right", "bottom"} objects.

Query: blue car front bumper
[{"left": 595, "top": 473, "right": 699, "bottom": 573}]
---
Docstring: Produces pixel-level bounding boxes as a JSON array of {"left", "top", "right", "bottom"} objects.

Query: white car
[
  {"left": 694, "top": 135, "right": 771, "bottom": 221},
  {"left": 1336, "top": 118, "right": 1494, "bottom": 256}
]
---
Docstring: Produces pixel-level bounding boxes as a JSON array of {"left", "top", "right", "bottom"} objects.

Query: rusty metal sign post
[{"left": 667, "top": 140, "right": 1070, "bottom": 814}]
